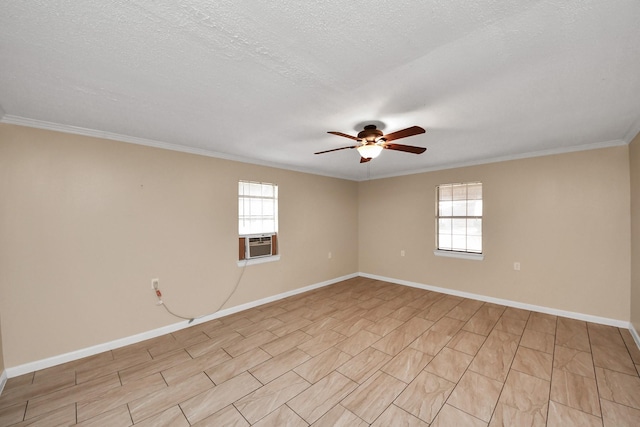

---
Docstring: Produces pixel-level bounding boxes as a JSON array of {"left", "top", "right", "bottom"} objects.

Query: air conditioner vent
[{"left": 245, "top": 234, "right": 273, "bottom": 259}]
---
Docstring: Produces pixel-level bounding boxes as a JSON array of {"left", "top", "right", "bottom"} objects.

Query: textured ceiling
[{"left": 1, "top": 0, "right": 639, "bottom": 180}]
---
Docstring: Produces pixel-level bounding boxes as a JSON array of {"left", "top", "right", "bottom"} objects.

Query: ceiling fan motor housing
[{"left": 357, "top": 125, "right": 384, "bottom": 143}]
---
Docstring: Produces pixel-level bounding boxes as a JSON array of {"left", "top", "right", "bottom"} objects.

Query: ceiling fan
[{"left": 315, "top": 124, "right": 426, "bottom": 163}]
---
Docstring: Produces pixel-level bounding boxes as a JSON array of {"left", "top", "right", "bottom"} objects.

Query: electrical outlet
[
  {"left": 328, "top": 252, "right": 332, "bottom": 259},
  {"left": 513, "top": 262, "right": 521, "bottom": 271},
  {"left": 151, "top": 278, "right": 159, "bottom": 290},
  {"left": 401, "top": 250, "right": 405, "bottom": 257}
]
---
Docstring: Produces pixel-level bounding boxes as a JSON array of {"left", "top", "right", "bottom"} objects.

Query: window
[
  {"left": 436, "top": 182, "right": 482, "bottom": 256},
  {"left": 238, "top": 180, "right": 278, "bottom": 261},
  {"left": 239, "top": 180, "right": 278, "bottom": 235}
]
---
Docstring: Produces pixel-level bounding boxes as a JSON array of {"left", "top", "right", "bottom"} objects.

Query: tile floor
[{"left": 1, "top": 277, "right": 640, "bottom": 426}]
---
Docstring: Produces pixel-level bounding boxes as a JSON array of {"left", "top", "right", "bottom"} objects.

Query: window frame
[
  {"left": 238, "top": 180, "right": 279, "bottom": 264},
  {"left": 434, "top": 182, "right": 484, "bottom": 261}
]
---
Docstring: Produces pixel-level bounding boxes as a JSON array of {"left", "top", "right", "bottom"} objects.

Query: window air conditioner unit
[{"left": 245, "top": 234, "right": 273, "bottom": 259}]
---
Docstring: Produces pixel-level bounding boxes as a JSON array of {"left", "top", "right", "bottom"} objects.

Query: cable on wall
[{"left": 153, "top": 259, "right": 249, "bottom": 323}]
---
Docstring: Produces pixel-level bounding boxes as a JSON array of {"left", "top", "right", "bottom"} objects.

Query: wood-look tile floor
[{"left": 2, "top": 278, "right": 640, "bottom": 426}]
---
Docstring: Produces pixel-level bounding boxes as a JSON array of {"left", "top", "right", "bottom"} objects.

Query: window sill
[
  {"left": 237, "top": 255, "right": 280, "bottom": 267},
  {"left": 434, "top": 250, "right": 484, "bottom": 261}
]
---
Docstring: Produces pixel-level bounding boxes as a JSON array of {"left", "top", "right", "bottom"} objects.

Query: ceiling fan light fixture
[
  {"left": 357, "top": 144, "right": 383, "bottom": 159},
  {"left": 318, "top": 125, "right": 426, "bottom": 163}
]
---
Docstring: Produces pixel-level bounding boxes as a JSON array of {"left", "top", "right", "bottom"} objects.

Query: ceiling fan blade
[
  {"left": 314, "top": 145, "right": 358, "bottom": 155},
  {"left": 328, "top": 131, "right": 359, "bottom": 141},
  {"left": 383, "top": 143, "right": 427, "bottom": 154},
  {"left": 360, "top": 157, "right": 372, "bottom": 163},
  {"left": 382, "top": 126, "right": 426, "bottom": 142}
]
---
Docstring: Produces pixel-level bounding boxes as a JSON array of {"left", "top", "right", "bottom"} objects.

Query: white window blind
[
  {"left": 239, "top": 180, "right": 278, "bottom": 236},
  {"left": 436, "top": 182, "right": 482, "bottom": 254}
]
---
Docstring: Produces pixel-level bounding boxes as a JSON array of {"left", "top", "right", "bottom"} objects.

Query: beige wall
[
  {"left": 631, "top": 132, "right": 640, "bottom": 334},
  {"left": 0, "top": 124, "right": 358, "bottom": 367},
  {"left": 0, "top": 121, "right": 635, "bottom": 370},
  {"left": 359, "top": 146, "right": 631, "bottom": 321}
]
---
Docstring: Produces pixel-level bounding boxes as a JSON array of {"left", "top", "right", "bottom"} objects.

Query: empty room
[{"left": 1, "top": 1, "right": 640, "bottom": 426}]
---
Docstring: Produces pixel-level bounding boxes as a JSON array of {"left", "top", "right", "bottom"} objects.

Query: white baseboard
[
  {"left": 0, "top": 369, "right": 7, "bottom": 395},
  {"left": 5, "top": 271, "right": 637, "bottom": 378},
  {"left": 5, "top": 273, "right": 357, "bottom": 378},
  {"left": 359, "top": 272, "right": 631, "bottom": 329},
  {"left": 630, "top": 323, "right": 640, "bottom": 350}
]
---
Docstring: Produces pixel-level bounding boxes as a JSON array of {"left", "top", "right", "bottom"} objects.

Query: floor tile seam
[
  {"left": 340, "top": 373, "right": 409, "bottom": 424},
  {"left": 375, "top": 334, "right": 415, "bottom": 357},
  {"left": 548, "top": 397, "right": 604, "bottom": 421},
  {"left": 7, "top": 400, "right": 28, "bottom": 424},
  {"left": 593, "top": 352, "right": 638, "bottom": 376},
  {"left": 370, "top": 403, "right": 415, "bottom": 426},
  {"left": 439, "top": 401, "right": 489, "bottom": 425},
  {"left": 413, "top": 341, "right": 488, "bottom": 423},
  {"left": 258, "top": 335, "right": 314, "bottom": 358},
  {"left": 501, "top": 311, "right": 532, "bottom": 323},
  {"left": 483, "top": 373, "right": 511, "bottom": 425},
  {"left": 467, "top": 355, "right": 514, "bottom": 384},
  {"left": 128, "top": 399, "right": 161, "bottom": 425},
  {"left": 174, "top": 374, "right": 258, "bottom": 425},
  {"left": 468, "top": 322, "right": 522, "bottom": 381},
  {"left": 599, "top": 395, "right": 640, "bottom": 414},
  {"left": 493, "top": 396, "right": 549, "bottom": 423},
  {"left": 507, "top": 362, "right": 552, "bottom": 383},
  {"left": 281, "top": 401, "right": 313, "bottom": 425},
  {"left": 21, "top": 398, "right": 34, "bottom": 423},
  {"left": 285, "top": 376, "right": 356, "bottom": 425},
  {"left": 165, "top": 350, "right": 234, "bottom": 383},
  {"left": 595, "top": 365, "right": 640, "bottom": 384},
  {"left": 2, "top": 374, "right": 35, "bottom": 393},
  {"left": 76, "top": 402, "right": 132, "bottom": 426},
  {"left": 459, "top": 363, "right": 507, "bottom": 390},
  {"left": 223, "top": 340, "right": 276, "bottom": 360},
  {"left": 75, "top": 392, "right": 127, "bottom": 424},
  {"left": 230, "top": 401, "right": 255, "bottom": 425},
  {"left": 76, "top": 355, "right": 158, "bottom": 385},
  {"left": 247, "top": 365, "right": 311, "bottom": 394},
  {"left": 3, "top": 403, "right": 63, "bottom": 427},
  {"left": 504, "top": 367, "right": 552, "bottom": 401},
  {"left": 591, "top": 360, "right": 638, "bottom": 377},
  {"left": 421, "top": 343, "right": 471, "bottom": 385},
  {"left": 294, "top": 352, "right": 352, "bottom": 385},
  {"left": 551, "top": 347, "right": 604, "bottom": 420},
  {"left": 585, "top": 327, "right": 608, "bottom": 420},
  {"left": 621, "top": 349, "right": 640, "bottom": 368},
  {"left": 231, "top": 371, "right": 310, "bottom": 425},
  {"left": 543, "top": 371, "right": 553, "bottom": 427},
  {"left": 590, "top": 341, "right": 633, "bottom": 356},
  {"left": 202, "top": 328, "right": 237, "bottom": 340},
  {"left": 366, "top": 400, "right": 404, "bottom": 426},
  {"left": 23, "top": 375, "right": 122, "bottom": 421},
  {"left": 293, "top": 343, "right": 320, "bottom": 362},
  {"left": 0, "top": 400, "right": 27, "bottom": 422},
  {"left": 379, "top": 368, "right": 413, "bottom": 386},
  {"left": 79, "top": 378, "right": 148, "bottom": 414},
  {"left": 0, "top": 380, "right": 78, "bottom": 410}
]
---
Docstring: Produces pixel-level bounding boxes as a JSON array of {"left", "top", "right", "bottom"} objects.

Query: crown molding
[
  {"left": 366, "top": 138, "right": 628, "bottom": 181},
  {"left": 624, "top": 116, "right": 640, "bottom": 143},
  {"left": 0, "top": 115, "right": 355, "bottom": 181},
  {"left": 0, "top": 115, "right": 630, "bottom": 183}
]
